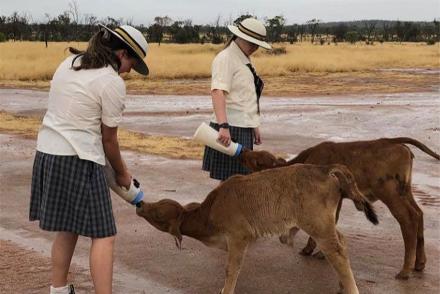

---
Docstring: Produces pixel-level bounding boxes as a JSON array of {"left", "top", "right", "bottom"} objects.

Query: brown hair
[
  {"left": 68, "top": 29, "right": 136, "bottom": 72},
  {"left": 223, "top": 35, "right": 237, "bottom": 49}
]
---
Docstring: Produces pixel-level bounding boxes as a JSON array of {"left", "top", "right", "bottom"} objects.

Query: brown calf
[
  {"left": 239, "top": 137, "right": 440, "bottom": 279},
  {"left": 136, "top": 164, "right": 378, "bottom": 294}
]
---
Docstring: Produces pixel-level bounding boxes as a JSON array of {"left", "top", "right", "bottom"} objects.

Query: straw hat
[
  {"left": 228, "top": 18, "right": 272, "bottom": 50},
  {"left": 99, "top": 24, "right": 149, "bottom": 75}
]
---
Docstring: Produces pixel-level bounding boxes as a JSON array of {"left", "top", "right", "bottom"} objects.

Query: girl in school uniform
[
  {"left": 29, "top": 24, "right": 149, "bottom": 294},
  {"left": 203, "top": 17, "right": 272, "bottom": 181}
]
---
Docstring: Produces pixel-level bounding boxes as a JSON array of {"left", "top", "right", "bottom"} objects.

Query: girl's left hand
[{"left": 253, "top": 127, "right": 262, "bottom": 145}]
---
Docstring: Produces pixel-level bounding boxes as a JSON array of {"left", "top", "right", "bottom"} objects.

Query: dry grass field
[
  {"left": 0, "top": 111, "right": 204, "bottom": 159},
  {"left": 0, "top": 41, "right": 439, "bottom": 95},
  {"left": 1, "top": 41, "right": 439, "bottom": 80}
]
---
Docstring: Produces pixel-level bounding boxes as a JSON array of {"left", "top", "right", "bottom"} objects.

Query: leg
[
  {"left": 51, "top": 232, "right": 79, "bottom": 287},
  {"left": 407, "top": 193, "right": 426, "bottom": 271},
  {"left": 317, "top": 230, "right": 359, "bottom": 294},
  {"left": 382, "top": 195, "right": 419, "bottom": 279},
  {"left": 300, "top": 237, "right": 317, "bottom": 256},
  {"left": 302, "top": 198, "right": 343, "bottom": 258},
  {"left": 279, "top": 227, "right": 299, "bottom": 247},
  {"left": 90, "top": 236, "right": 115, "bottom": 294},
  {"left": 221, "top": 238, "right": 249, "bottom": 294}
]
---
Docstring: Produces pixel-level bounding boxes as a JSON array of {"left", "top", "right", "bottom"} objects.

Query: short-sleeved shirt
[
  {"left": 210, "top": 41, "right": 260, "bottom": 128},
  {"left": 36, "top": 55, "right": 126, "bottom": 165}
]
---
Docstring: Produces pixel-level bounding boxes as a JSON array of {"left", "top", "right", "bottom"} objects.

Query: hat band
[
  {"left": 238, "top": 24, "right": 266, "bottom": 41},
  {"left": 114, "top": 27, "right": 146, "bottom": 59}
]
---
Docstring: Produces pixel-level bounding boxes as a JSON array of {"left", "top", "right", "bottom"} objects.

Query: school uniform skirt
[
  {"left": 202, "top": 122, "right": 253, "bottom": 181},
  {"left": 29, "top": 151, "right": 116, "bottom": 238}
]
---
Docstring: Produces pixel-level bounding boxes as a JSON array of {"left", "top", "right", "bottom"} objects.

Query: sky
[{"left": 1, "top": 0, "right": 439, "bottom": 25}]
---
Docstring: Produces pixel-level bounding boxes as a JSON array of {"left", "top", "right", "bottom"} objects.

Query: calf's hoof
[
  {"left": 300, "top": 247, "right": 314, "bottom": 256},
  {"left": 415, "top": 256, "right": 426, "bottom": 272},
  {"left": 312, "top": 250, "right": 326, "bottom": 259},
  {"left": 279, "top": 235, "right": 288, "bottom": 244},
  {"left": 414, "top": 262, "right": 425, "bottom": 272},
  {"left": 395, "top": 270, "right": 410, "bottom": 280}
]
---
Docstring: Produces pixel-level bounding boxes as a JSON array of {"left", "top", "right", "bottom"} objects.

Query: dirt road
[{"left": 1, "top": 89, "right": 439, "bottom": 293}]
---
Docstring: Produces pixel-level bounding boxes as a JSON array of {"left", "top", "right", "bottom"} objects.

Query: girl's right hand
[
  {"left": 116, "top": 171, "right": 132, "bottom": 190},
  {"left": 217, "top": 128, "right": 231, "bottom": 147}
]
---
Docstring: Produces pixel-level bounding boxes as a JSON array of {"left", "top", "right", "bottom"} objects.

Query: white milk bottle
[
  {"left": 103, "top": 159, "right": 144, "bottom": 206},
  {"left": 193, "top": 122, "right": 243, "bottom": 157}
]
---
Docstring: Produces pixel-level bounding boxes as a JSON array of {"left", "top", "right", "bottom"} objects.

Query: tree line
[{"left": 0, "top": 10, "right": 438, "bottom": 45}]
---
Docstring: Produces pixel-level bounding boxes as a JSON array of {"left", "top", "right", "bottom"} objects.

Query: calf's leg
[
  {"left": 316, "top": 230, "right": 359, "bottom": 294},
  {"left": 407, "top": 192, "right": 426, "bottom": 271},
  {"left": 302, "top": 198, "right": 343, "bottom": 259},
  {"left": 382, "top": 191, "right": 419, "bottom": 280},
  {"left": 220, "top": 238, "right": 249, "bottom": 294}
]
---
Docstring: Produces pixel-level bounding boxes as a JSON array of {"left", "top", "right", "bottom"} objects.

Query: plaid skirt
[
  {"left": 202, "top": 122, "right": 253, "bottom": 181},
  {"left": 29, "top": 151, "right": 116, "bottom": 238}
]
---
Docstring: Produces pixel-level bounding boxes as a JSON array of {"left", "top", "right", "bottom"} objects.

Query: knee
[
  {"left": 92, "top": 235, "right": 116, "bottom": 246},
  {"left": 409, "top": 208, "right": 423, "bottom": 227}
]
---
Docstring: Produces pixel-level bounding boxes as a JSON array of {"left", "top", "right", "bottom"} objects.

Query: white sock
[{"left": 50, "top": 285, "right": 69, "bottom": 294}]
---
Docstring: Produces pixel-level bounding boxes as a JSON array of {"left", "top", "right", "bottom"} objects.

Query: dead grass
[
  {"left": 1, "top": 41, "right": 438, "bottom": 96},
  {"left": 1, "top": 41, "right": 438, "bottom": 82},
  {"left": 0, "top": 112, "right": 204, "bottom": 159}
]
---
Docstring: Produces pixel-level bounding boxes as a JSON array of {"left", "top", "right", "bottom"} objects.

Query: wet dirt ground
[{"left": 0, "top": 88, "right": 439, "bottom": 293}]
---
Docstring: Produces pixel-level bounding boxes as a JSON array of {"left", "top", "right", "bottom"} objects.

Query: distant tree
[
  {"left": 150, "top": 16, "right": 172, "bottom": 45},
  {"left": 266, "top": 16, "right": 286, "bottom": 42},
  {"left": 68, "top": 0, "right": 80, "bottom": 40},
  {"left": 395, "top": 21, "right": 408, "bottom": 42},
  {"left": 148, "top": 23, "right": 163, "bottom": 43},
  {"left": 306, "top": 19, "right": 320, "bottom": 43},
  {"left": 334, "top": 23, "right": 347, "bottom": 42},
  {"left": 0, "top": 32, "right": 6, "bottom": 42},
  {"left": 285, "top": 24, "right": 298, "bottom": 43},
  {"left": 168, "top": 19, "right": 200, "bottom": 43},
  {"left": 345, "top": 31, "right": 359, "bottom": 44},
  {"left": 210, "top": 16, "right": 223, "bottom": 44},
  {"left": 81, "top": 13, "right": 97, "bottom": 41},
  {"left": 380, "top": 22, "right": 391, "bottom": 42},
  {"left": 297, "top": 24, "right": 306, "bottom": 42},
  {"left": 233, "top": 14, "right": 255, "bottom": 25},
  {"left": 56, "top": 12, "right": 72, "bottom": 41},
  {"left": 6, "top": 11, "right": 32, "bottom": 41},
  {"left": 431, "top": 19, "right": 439, "bottom": 42},
  {"left": 363, "top": 21, "right": 377, "bottom": 44},
  {"left": 103, "top": 17, "right": 121, "bottom": 29}
]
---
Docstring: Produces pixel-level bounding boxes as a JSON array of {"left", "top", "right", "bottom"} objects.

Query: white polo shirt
[
  {"left": 36, "top": 55, "right": 126, "bottom": 165},
  {"left": 210, "top": 41, "right": 260, "bottom": 128}
]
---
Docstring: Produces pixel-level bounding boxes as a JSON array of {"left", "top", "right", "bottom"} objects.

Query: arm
[
  {"left": 253, "top": 127, "right": 262, "bottom": 145},
  {"left": 101, "top": 123, "right": 131, "bottom": 188},
  {"left": 211, "top": 89, "right": 231, "bottom": 146}
]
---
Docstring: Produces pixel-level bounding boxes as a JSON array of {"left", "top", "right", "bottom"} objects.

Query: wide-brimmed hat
[
  {"left": 228, "top": 18, "right": 272, "bottom": 50},
  {"left": 98, "top": 23, "right": 149, "bottom": 75}
]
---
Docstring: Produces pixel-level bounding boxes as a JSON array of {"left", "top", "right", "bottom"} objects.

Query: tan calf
[
  {"left": 239, "top": 137, "right": 440, "bottom": 279},
  {"left": 136, "top": 164, "right": 378, "bottom": 294}
]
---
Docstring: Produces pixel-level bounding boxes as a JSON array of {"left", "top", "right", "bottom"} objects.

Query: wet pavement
[{"left": 0, "top": 88, "right": 439, "bottom": 293}]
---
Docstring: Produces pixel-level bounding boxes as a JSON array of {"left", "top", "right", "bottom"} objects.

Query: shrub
[
  {"left": 345, "top": 31, "right": 359, "bottom": 44},
  {"left": 0, "top": 32, "right": 6, "bottom": 42}
]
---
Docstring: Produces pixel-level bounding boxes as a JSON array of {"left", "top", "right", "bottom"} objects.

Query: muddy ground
[{"left": 0, "top": 88, "right": 439, "bottom": 293}]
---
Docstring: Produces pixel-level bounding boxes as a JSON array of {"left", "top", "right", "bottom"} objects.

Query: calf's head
[
  {"left": 239, "top": 148, "right": 287, "bottom": 172},
  {"left": 136, "top": 199, "right": 184, "bottom": 248}
]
